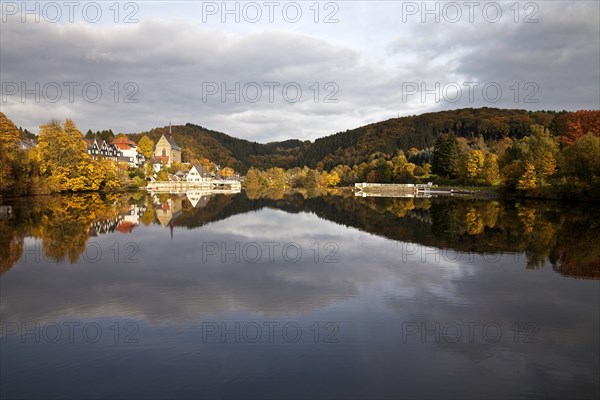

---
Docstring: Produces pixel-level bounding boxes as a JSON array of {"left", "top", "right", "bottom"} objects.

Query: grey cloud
[
  {"left": 386, "top": 1, "right": 600, "bottom": 111},
  {"left": 1, "top": 1, "right": 598, "bottom": 141}
]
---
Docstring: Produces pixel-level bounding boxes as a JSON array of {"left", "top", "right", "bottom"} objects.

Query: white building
[
  {"left": 186, "top": 165, "right": 212, "bottom": 183},
  {"left": 112, "top": 137, "right": 145, "bottom": 167}
]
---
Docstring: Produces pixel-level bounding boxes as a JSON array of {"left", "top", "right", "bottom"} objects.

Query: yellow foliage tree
[
  {"left": 0, "top": 112, "right": 20, "bottom": 192},
  {"left": 37, "top": 119, "right": 121, "bottom": 192},
  {"left": 221, "top": 167, "right": 235, "bottom": 177},
  {"left": 465, "top": 149, "right": 485, "bottom": 180},
  {"left": 400, "top": 162, "right": 416, "bottom": 177},
  {"left": 0, "top": 112, "right": 20, "bottom": 145},
  {"left": 266, "top": 167, "right": 285, "bottom": 188},
  {"left": 482, "top": 153, "right": 500, "bottom": 185},
  {"left": 517, "top": 162, "right": 538, "bottom": 190},
  {"left": 542, "top": 152, "right": 557, "bottom": 178},
  {"left": 325, "top": 171, "right": 340, "bottom": 187},
  {"left": 137, "top": 135, "right": 155, "bottom": 159}
]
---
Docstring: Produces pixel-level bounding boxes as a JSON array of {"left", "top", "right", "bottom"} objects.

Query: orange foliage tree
[{"left": 556, "top": 110, "right": 600, "bottom": 146}]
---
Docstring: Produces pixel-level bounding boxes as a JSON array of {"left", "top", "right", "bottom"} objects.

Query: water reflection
[
  {"left": 1, "top": 189, "right": 599, "bottom": 279},
  {"left": 1, "top": 190, "right": 599, "bottom": 399}
]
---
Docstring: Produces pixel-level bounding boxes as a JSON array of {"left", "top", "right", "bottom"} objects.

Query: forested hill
[
  {"left": 131, "top": 108, "right": 588, "bottom": 172},
  {"left": 129, "top": 123, "right": 306, "bottom": 172},
  {"left": 301, "top": 108, "right": 562, "bottom": 169}
]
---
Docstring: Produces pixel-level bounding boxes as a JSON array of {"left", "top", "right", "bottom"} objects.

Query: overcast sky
[{"left": 1, "top": 1, "right": 599, "bottom": 142}]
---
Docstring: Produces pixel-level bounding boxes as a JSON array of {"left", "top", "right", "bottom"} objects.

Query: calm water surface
[{"left": 1, "top": 190, "right": 598, "bottom": 399}]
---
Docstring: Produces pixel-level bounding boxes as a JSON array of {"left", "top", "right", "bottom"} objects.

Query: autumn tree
[
  {"left": 517, "top": 162, "right": 537, "bottom": 190},
  {"left": 481, "top": 153, "right": 500, "bottom": 185},
  {"left": 305, "top": 169, "right": 319, "bottom": 188},
  {"left": 464, "top": 150, "right": 485, "bottom": 180},
  {"left": 503, "top": 124, "right": 559, "bottom": 186},
  {"left": 332, "top": 164, "right": 352, "bottom": 185},
  {"left": 137, "top": 135, "right": 155, "bottom": 159},
  {"left": 37, "top": 119, "right": 120, "bottom": 192},
  {"left": 244, "top": 168, "right": 262, "bottom": 190},
  {"left": 391, "top": 152, "right": 407, "bottom": 173},
  {"left": 422, "top": 163, "right": 432, "bottom": 175},
  {"left": 397, "top": 162, "right": 416, "bottom": 182},
  {"left": 560, "top": 133, "right": 600, "bottom": 181},
  {"left": 555, "top": 110, "right": 600, "bottom": 146},
  {"left": 266, "top": 167, "right": 286, "bottom": 188},
  {"left": 494, "top": 137, "right": 514, "bottom": 159},
  {"left": 156, "top": 169, "right": 169, "bottom": 181},
  {"left": 0, "top": 112, "right": 20, "bottom": 192},
  {"left": 542, "top": 153, "right": 557, "bottom": 178},
  {"left": 220, "top": 167, "right": 235, "bottom": 177},
  {"left": 524, "top": 125, "right": 559, "bottom": 185},
  {"left": 325, "top": 170, "right": 340, "bottom": 187}
]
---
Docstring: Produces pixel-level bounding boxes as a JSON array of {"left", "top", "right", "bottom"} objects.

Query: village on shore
[{"left": 81, "top": 125, "right": 242, "bottom": 186}]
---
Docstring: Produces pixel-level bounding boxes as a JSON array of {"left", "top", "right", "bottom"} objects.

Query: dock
[
  {"left": 146, "top": 179, "right": 242, "bottom": 193},
  {"left": 354, "top": 182, "right": 434, "bottom": 197}
]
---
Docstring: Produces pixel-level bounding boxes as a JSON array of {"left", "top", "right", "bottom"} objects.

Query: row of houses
[
  {"left": 15, "top": 123, "right": 178, "bottom": 170},
  {"left": 84, "top": 137, "right": 145, "bottom": 168},
  {"left": 16, "top": 136, "right": 145, "bottom": 169},
  {"left": 18, "top": 124, "right": 235, "bottom": 179},
  {"left": 19, "top": 129, "right": 190, "bottom": 171},
  {"left": 85, "top": 127, "right": 180, "bottom": 169}
]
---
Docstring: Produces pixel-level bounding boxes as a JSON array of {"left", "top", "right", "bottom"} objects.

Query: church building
[{"left": 153, "top": 122, "right": 181, "bottom": 167}]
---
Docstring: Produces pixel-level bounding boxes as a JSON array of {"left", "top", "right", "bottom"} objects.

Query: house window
[{"left": 162, "top": 149, "right": 166, "bottom": 157}]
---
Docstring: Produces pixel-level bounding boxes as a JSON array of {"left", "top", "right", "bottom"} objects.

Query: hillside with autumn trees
[
  {"left": 2, "top": 108, "right": 599, "bottom": 200},
  {"left": 125, "top": 108, "right": 598, "bottom": 199},
  {"left": 128, "top": 123, "right": 305, "bottom": 173},
  {"left": 128, "top": 108, "right": 599, "bottom": 172}
]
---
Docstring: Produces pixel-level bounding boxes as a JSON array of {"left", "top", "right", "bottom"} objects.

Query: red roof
[
  {"left": 111, "top": 137, "right": 137, "bottom": 146},
  {"left": 116, "top": 221, "right": 137, "bottom": 234}
]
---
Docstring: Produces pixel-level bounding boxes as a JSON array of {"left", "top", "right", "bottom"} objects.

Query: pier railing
[
  {"left": 146, "top": 180, "right": 242, "bottom": 193},
  {"left": 354, "top": 182, "right": 434, "bottom": 197}
]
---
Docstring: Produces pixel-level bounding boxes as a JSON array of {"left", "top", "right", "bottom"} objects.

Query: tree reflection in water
[{"left": 1, "top": 189, "right": 598, "bottom": 279}]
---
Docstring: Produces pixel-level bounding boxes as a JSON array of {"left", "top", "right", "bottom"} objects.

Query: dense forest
[
  {"left": 129, "top": 123, "right": 306, "bottom": 173},
  {"left": 127, "top": 108, "right": 595, "bottom": 172}
]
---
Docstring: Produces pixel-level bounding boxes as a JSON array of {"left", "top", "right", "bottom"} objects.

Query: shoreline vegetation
[{"left": 1, "top": 108, "right": 599, "bottom": 202}]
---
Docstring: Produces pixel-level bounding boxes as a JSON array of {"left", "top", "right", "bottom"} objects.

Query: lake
[{"left": 1, "top": 189, "right": 598, "bottom": 399}]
